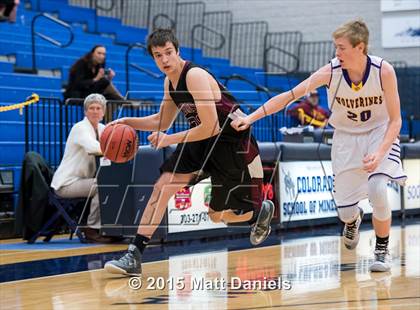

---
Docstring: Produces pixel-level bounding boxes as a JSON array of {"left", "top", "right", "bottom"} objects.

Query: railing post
[
  {"left": 31, "top": 16, "right": 37, "bottom": 73},
  {"left": 59, "top": 99, "right": 64, "bottom": 161},
  {"left": 126, "top": 43, "right": 147, "bottom": 96},
  {"left": 24, "top": 103, "right": 29, "bottom": 153},
  {"left": 94, "top": 4, "right": 98, "bottom": 33},
  {"left": 31, "top": 13, "right": 74, "bottom": 73},
  {"left": 125, "top": 43, "right": 163, "bottom": 97},
  {"left": 146, "top": 0, "right": 151, "bottom": 29},
  {"left": 191, "top": 24, "right": 226, "bottom": 63},
  {"left": 93, "top": 0, "right": 116, "bottom": 33}
]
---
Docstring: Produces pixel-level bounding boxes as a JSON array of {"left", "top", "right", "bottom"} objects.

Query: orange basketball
[{"left": 100, "top": 123, "right": 138, "bottom": 163}]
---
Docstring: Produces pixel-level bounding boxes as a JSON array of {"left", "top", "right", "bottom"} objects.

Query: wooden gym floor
[{"left": 1, "top": 220, "right": 419, "bottom": 309}]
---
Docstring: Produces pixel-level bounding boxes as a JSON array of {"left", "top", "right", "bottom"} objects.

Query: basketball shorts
[
  {"left": 160, "top": 133, "right": 263, "bottom": 212},
  {"left": 331, "top": 123, "right": 407, "bottom": 207}
]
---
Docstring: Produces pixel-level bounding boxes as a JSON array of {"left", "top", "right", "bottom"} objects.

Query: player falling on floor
[
  {"left": 104, "top": 29, "right": 274, "bottom": 276},
  {"left": 231, "top": 20, "right": 406, "bottom": 272}
]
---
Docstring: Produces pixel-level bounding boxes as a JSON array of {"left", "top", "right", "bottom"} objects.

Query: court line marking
[{"left": 0, "top": 243, "right": 281, "bottom": 284}]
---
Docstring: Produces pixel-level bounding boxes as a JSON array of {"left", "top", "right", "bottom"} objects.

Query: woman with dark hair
[
  {"left": 64, "top": 45, "right": 123, "bottom": 101},
  {"left": 0, "top": 0, "right": 19, "bottom": 23}
]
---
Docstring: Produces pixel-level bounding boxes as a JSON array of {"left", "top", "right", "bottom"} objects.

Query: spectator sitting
[
  {"left": 51, "top": 94, "right": 115, "bottom": 243},
  {"left": 64, "top": 45, "right": 124, "bottom": 102},
  {"left": 0, "top": 0, "right": 19, "bottom": 23},
  {"left": 287, "top": 90, "right": 330, "bottom": 128}
]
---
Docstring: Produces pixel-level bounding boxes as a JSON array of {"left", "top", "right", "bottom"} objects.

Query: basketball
[{"left": 100, "top": 123, "right": 138, "bottom": 163}]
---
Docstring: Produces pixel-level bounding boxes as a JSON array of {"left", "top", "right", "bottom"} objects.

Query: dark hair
[
  {"left": 147, "top": 29, "right": 179, "bottom": 56},
  {"left": 70, "top": 45, "right": 105, "bottom": 75}
]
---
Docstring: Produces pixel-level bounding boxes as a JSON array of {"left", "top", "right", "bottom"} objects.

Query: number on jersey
[{"left": 347, "top": 110, "right": 371, "bottom": 122}]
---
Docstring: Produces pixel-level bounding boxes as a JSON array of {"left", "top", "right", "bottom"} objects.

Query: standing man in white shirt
[{"left": 51, "top": 93, "right": 113, "bottom": 243}]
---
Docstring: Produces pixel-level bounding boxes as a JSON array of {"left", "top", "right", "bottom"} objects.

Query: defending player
[
  {"left": 104, "top": 29, "right": 274, "bottom": 276},
  {"left": 231, "top": 20, "right": 406, "bottom": 272}
]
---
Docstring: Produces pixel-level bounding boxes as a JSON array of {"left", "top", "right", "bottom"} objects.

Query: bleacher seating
[{"left": 0, "top": 0, "right": 273, "bottom": 193}]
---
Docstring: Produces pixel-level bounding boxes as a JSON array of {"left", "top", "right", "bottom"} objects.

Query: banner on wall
[
  {"left": 381, "top": 0, "right": 420, "bottom": 12},
  {"left": 167, "top": 178, "right": 226, "bottom": 234},
  {"left": 279, "top": 161, "right": 403, "bottom": 222},
  {"left": 279, "top": 161, "right": 336, "bottom": 222},
  {"left": 382, "top": 13, "right": 420, "bottom": 48},
  {"left": 403, "top": 159, "right": 420, "bottom": 210}
]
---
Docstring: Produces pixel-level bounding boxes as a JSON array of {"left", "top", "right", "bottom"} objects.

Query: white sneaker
[
  {"left": 343, "top": 207, "right": 364, "bottom": 250},
  {"left": 370, "top": 249, "right": 392, "bottom": 272}
]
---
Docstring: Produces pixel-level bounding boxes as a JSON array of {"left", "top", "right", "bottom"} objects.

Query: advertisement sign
[
  {"left": 279, "top": 161, "right": 403, "bottom": 222},
  {"left": 382, "top": 13, "right": 420, "bottom": 48},
  {"left": 381, "top": 0, "right": 420, "bottom": 11},
  {"left": 403, "top": 159, "right": 420, "bottom": 210},
  {"left": 168, "top": 178, "right": 226, "bottom": 234},
  {"left": 279, "top": 161, "right": 336, "bottom": 222}
]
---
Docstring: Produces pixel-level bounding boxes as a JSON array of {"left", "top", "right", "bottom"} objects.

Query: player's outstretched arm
[{"left": 231, "top": 64, "right": 331, "bottom": 131}]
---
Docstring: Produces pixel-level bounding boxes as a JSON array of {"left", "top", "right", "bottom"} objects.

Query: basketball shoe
[
  {"left": 250, "top": 200, "right": 275, "bottom": 245},
  {"left": 104, "top": 244, "right": 142, "bottom": 276},
  {"left": 370, "top": 246, "right": 392, "bottom": 272},
  {"left": 343, "top": 207, "right": 364, "bottom": 250}
]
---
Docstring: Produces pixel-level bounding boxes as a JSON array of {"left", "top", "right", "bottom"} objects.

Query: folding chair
[{"left": 27, "top": 189, "right": 89, "bottom": 244}]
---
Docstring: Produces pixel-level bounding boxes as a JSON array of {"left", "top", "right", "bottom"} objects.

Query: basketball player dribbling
[
  {"left": 231, "top": 20, "right": 406, "bottom": 272},
  {"left": 104, "top": 29, "right": 275, "bottom": 276}
]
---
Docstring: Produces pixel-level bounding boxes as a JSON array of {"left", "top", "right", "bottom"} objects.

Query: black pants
[{"left": 160, "top": 133, "right": 262, "bottom": 212}]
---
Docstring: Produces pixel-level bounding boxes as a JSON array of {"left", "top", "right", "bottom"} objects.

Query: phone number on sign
[
  {"left": 128, "top": 276, "right": 186, "bottom": 290},
  {"left": 180, "top": 212, "right": 208, "bottom": 225}
]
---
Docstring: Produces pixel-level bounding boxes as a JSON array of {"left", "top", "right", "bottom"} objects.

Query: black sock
[
  {"left": 231, "top": 209, "right": 257, "bottom": 226},
  {"left": 248, "top": 210, "right": 259, "bottom": 226},
  {"left": 132, "top": 234, "right": 150, "bottom": 254},
  {"left": 375, "top": 235, "right": 389, "bottom": 251}
]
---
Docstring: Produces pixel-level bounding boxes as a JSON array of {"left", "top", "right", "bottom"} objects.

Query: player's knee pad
[
  {"left": 337, "top": 203, "right": 360, "bottom": 223},
  {"left": 368, "top": 175, "right": 391, "bottom": 221}
]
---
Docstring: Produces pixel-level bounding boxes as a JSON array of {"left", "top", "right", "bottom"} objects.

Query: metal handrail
[
  {"left": 130, "top": 63, "right": 163, "bottom": 79},
  {"left": 220, "top": 74, "right": 272, "bottom": 98},
  {"left": 91, "top": 0, "right": 116, "bottom": 33},
  {"left": 191, "top": 24, "right": 225, "bottom": 62},
  {"left": 31, "top": 13, "right": 74, "bottom": 73},
  {"left": 92, "top": 0, "right": 116, "bottom": 11},
  {"left": 125, "top": 43, "right": 164, "bottom": 95},
  {"left": 152, "top": 13, "right": 176, "bottom": 31},
  {"left": 263, "top": 45, "right": 300, "bottom": 74},
  {"left": 220, "top": 74, "right": 283, "bottom": 142}
]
